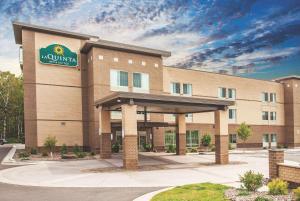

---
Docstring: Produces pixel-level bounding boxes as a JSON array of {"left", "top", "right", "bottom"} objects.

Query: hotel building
[{"left": 13, "top": 22, "right": 299, "bottom": 168}]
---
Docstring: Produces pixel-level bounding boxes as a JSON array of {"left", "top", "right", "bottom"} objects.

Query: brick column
[
  {"left": 269, "top": 149, "right": 284, "bottom": 179},
  {"left": 176, "top": 114, "right": 186, "bottom": 155},
  {"left": 99, "top": 107, "right": 111, "bottom": 159},
  {"left": 122, "top": 104, "right": 138, "bottom": 170},
  {"left": 214, "top": 110, "right": 229, "bottom": 164}
]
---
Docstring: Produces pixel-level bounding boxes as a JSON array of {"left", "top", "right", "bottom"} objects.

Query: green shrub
[
  {"left": 18, "top": 151, "right": 30, "bottom": 159},
  {"left": 75, "top": 152, "right": 86, "bottom": 158},
  {"left": 143, "top": 143, "right": 152, "bottom": 152},
  {"left": 238, "top": 189, "right": 250, "bottom": 196},
  {"left": 112, "top": 142, "right": 120, "bottom": 153},
  {"left": 277, "top": 144, "right": 284, "bottom": 149},
  {"left": 229, "top": 143, "right": 233, "bottom": 150},
  {"left": 240, "top": 170, "right": 264, "bottom": 192},
  {"left": 166, "top": 144, "right": 176, "bottom": 153},
  {"left": 7, "top": 137, "right": 22, "bottom": 144},
  {"left": 72, "top": 144, "right": 80, "bottom": 154},
  {"left": 60, "top": 144, "right": 67, "bottom": 155},
  {"left": 43, "top": 136, "right": 57, "bottom": 157},
  {"left": 90, "top": 152, "right": 95, "bottom": 156},
  {"left": 201, "top": 134, "right": 211, "bottom": 147},
  {"left": 267, "top": 178, "right": 288, "bottom": 195},
  {"left": 30, "top": 148, "right": 38, "bottom": 155},
  {"left": 255, "top": 197, "right": 272, "bottom": 201},
  {"left": 41, "top": 150, "right": 48, "bottom": 157},
  {"left": 293, "top": 187, "right": 300, "bottom": 201}
]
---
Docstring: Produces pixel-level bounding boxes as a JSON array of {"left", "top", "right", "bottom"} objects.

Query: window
[
  {"left": 271, "top": 134, "right": 277, "bottom": 142},
  {"left": 263, "top": 134, "right": 269, "bottom": 143},
  {"left": 185, "top": 113, "right": 193, "bottom": 122},
  {"left": 270, "top": 112, "right": 277, "bottom": 121},
  {"left": 133, "top": 73, "right": 142, "bottom": 88},
  {"left": 262, "top": 92, "right": 268, "bottom": 102},
  {"left": 183, "top": 83, "right": 192, "bottom": 96},
  {"left": 186, "top": 130, "right": 199, "bottom": 147},
  {"left": 110, "top": 70, "right": 128, "bottom": 91},
  {"left": 116, "top": 131, "right": 122, "bottom": 149},
  {"left": 133, "top": 72, "right": 149, "bottom": 92},
  {"left": 262, "top": 111, "right": 269, "bottom": 120},
  {"left": 165, "top": 130, "right": 176, "bottom": 146},
  {"left": 229, "top": 134, "right": 237, "bottom": 144},
  {"left": 229, "top": 109, "right": 237, "bottom": 120},
  {"left": 218, "top": 87, "right": 226, "bottom": 98},
  {"left": 270, "top": 93, "right": 276, "bottom": 103},
  {"left": 171, "top": 82, "right": 180, "bottom": 94},
  {"left": 228, "top": 88, "right": 236, "bottom": 99}
]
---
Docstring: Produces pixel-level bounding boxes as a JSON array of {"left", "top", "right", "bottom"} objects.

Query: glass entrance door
[
  {"left": 138, "top": 131, "right": 147, "bottom": 151},
  {"left": 263, "top": 134, "right": 269, "bottom": 148}
]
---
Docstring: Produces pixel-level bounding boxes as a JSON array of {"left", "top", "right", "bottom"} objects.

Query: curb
[
  {"left": 1, "top": 145, "right": 16, "bottom": 164},
  {"left": 133, "top": 187, "right": 173, "bottom": 201}
]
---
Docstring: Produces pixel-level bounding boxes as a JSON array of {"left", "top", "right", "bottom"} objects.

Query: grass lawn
[{"left": 151, "top": 183, "right": 229, "bottom": 201}]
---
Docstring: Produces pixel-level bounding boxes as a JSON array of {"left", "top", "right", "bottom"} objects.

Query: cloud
[{"left": 0, "top": 0, "right": 299, "bottom": 77}]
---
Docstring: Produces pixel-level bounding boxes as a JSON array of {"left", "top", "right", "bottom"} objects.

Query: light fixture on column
[
  {"left": 111, "top": 133, "right": 113, "bottom": 140},
  {"left": 117, "top": 99, "right": 121, "bottom": 103},
  {"left": 149, "top": 133, "right": 152, "bottom": 139}
]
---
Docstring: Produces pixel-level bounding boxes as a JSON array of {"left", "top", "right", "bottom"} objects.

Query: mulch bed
[{"left": 225, "top": 188, "right": 294, "bottom": 201}]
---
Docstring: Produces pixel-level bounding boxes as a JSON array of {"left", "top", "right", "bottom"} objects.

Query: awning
[{"left": 95, "top": 92, "right": 234, "bottom": 114}]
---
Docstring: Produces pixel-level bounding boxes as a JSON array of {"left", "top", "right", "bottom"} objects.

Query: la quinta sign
[{"left": 39, "top": 44, "right": 78, "bottom": 67}]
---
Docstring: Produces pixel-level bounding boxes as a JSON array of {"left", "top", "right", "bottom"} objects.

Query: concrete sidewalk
[{"left": 0, "top": 152, "right": 270, "bottom": 188}]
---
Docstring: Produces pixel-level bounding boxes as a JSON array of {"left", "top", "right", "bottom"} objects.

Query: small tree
[
  {"left": 237, "top": 122, "right": 251, "bottom": 147},
  {"left": 201, "top": 134, "right": 211, "bottom": 147},
  {"left": 44, "top": 136, "right": 57, "bottom": 158}
]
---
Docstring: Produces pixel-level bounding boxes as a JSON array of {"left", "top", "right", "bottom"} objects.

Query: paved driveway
[{"left": 0, "top": 146, "right": 161, "bottom": 201}]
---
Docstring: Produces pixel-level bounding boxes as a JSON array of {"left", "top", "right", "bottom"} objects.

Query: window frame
[
  {"left": 218, "top": 87, "right": 227, "bottom": 98},
  {"left": 229, "top": 134, "right": 237, "bottom": 144},
  {"left": 262, "top": 111, "right": 269, "bottom": 121},
  {"left": 110, "top": 69, "right": 129, "bottom": 92},
  {"left": 186, "top": 130, "right": 199, "bottom": 147},
  {"left": 183, "top": 83, "right": 192, "bottom": 96},
  {"left": 229, "top": 109, "right": 237, "bottom": 120},
  {"left": 270, "top": 111, "right": 277, "bottom": 121},
  {"left": 171, "top": 82, "right": 181, "bottom": 95},
  {"left": 228, "top": 88, "right": 236, "bottom": 100},
  {"left": 164, "top": 130, "right": 176, "bottom": 147}
]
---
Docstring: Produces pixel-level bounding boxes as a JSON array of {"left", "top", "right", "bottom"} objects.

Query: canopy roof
[{"left": 95, "top": 92, "right": 234, "bottom": 114}]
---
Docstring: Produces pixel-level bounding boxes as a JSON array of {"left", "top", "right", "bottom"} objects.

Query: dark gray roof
[
  {"left": 273, "top": 75, "right": 300, "bottom": 82},
  {"left": 95, "top": 92, "right": 234, "bottom": 114},
  {"left": 12, "top": 21, "right": 99, "bottom": 44},
  {"left": 81, "top": 40, "right": 171, "bottom": 57}
]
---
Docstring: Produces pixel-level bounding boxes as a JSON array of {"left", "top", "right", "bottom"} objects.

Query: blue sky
[{"left": 0, "top": 0, "right": 299, "bottom": 79}]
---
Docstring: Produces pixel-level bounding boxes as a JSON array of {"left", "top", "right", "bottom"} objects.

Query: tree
[
  {"left": 0, "top": 71, "right": 24, "bottom": 142},
  {"left": 44, "top": 136, "right": 57, "bottom": 158},
  {"left": 237, "top": 122, "right": 252, "bottom": 146}
]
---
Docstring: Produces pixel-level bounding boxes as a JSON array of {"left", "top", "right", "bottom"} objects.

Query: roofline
[
  {"left": 12, "top": 21, "right": 99, "bottom": 44},
  {"left": 81, "top": 40, "right": 171, "bottom": 57},
  {"left": 163, "top": 65, "right": 285, "bottom": 84},
  {"left": 273, "top": 75, "right": 300, "bottom": 82},
  {"left": 95, "top": 91, "right": 234, "bottom": 107}
]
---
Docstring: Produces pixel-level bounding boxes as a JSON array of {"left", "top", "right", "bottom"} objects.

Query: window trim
[
  {"left": 262, "top": 111, "right": 269, "bottom": 121},
  {"left": 183, "top": 83, "right": 192, "bottom": 96},
  {"left": 171, "top": 82, "right": 181, "bottom": 95},
  {"left": 110, "top": 69, "right": 129, "bottom": 92}
]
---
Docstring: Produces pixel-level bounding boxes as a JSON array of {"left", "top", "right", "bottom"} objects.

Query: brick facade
[
  {"left": 268, "top": 149, "right": 284, "bottom": 179},
  {"left": 215, "top": 135, "right": 229, "bottom": 164},
  {"left": 278, "top": 164, "right": 300, "bottom": 184},
  {"left": 123, "top": 135, "right": 138, "bottom": 169},
  {"left": 100, "top": 133, "right": 111, "bottom": 159}
]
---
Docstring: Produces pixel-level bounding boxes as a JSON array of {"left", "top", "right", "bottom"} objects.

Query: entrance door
[
  {"left": 270, "top": 133, "right": 277, "bottom": 148},
  {"left": 139, "top": 131, "right": 147, "bottom": 151},
  {"left": 262, "top": 134, "right": 269, "bottom": 148}
]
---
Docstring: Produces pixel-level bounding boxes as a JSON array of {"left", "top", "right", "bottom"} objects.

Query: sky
[{"left": 0, "top": 0, "right": 299, "bottom": 80}]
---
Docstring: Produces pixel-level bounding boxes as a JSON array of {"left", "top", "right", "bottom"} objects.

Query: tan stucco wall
[
  {"left": 27, "top": 32, "right": 84, "bottom": 147},
  {"left": 163, "top": 66, "right": 285, "bottom": 126}
]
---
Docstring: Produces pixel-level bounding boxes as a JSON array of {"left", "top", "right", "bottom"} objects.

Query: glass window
[
  {"left": 228, "top": 88, "right": 236, "bottom": 99},
  {"left": 270, "top": 93, "right": 276, "bottom": 103},
  {"left": 110, "top": 70, "right": 128, "bottom": 89},
  {"left": 229, "top": 109, "right": 236, "bottom": 120},
  {"left": 270, "top": 112, "right": 277, "bottom": 121},
  {"left": 218, "top": 87, "right": 226, "bottom": 98},
  {"left": 271, "top": 134, "right": 277, "bottom": 142},
  {"left": 183, "top": 83, "right": 192, "bottom": 96},
  {"left": 229, "top": 134, "right": 237, "bottom": 144},
  {"left": 165, "top": 130, "right": 176, "bottom": 146},
  {"left": 116, "top": 131, "right": 122, "bottom": 149},
  {"left": 186, "top": 130, "right": 199, "bottom": 147},
  {"left": 263, "top": 134, "right": 269, "bottom": 142},
  {"left": 133, "top": 73, "right": 142, "bottom": 88},
  {"left": 171, "top": 82, "right": 180, "bottom": 94},
  {"left": 262, "top": 92, "right": 269, "bottom": 102},
  {"left": 119, "top": 71, "right": 128, "bottom": 86},
  {"left": 262, "top": 111, "right": 269, "bottom": 120},
  {"left": 185, "top": 113, "right": 193, "bottom": 122}
]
